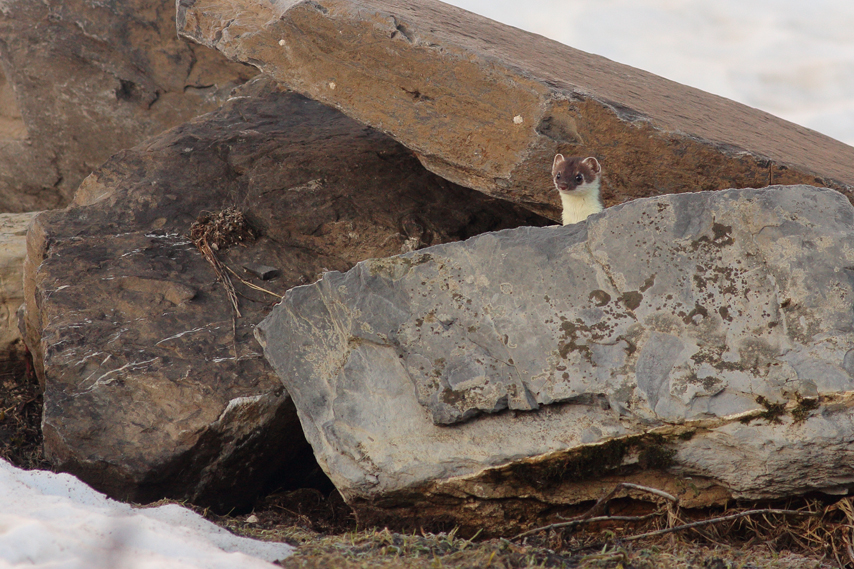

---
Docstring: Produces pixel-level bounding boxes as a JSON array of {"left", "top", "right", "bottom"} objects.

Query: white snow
[
  {"left": 444, "top": 0, "right": 854, "bottom": 147},
  {"left": 0, "top": 459, "right": 292, "bottom": 569}
]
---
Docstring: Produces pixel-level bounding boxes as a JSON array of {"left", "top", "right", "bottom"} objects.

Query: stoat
[{"left": 551, "top": 154, "right": 603, "bottom": 225}]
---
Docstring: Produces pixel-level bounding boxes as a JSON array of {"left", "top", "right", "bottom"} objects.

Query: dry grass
[
  {"left": 189, "top": 207, "right": 257, "bottom": 318},
  {"left": 181, "top": 483, "right": 851, "bottom": 568},
  {"left": 212, "top": 521, "right": 837, "bottom": 568},
  {"left": 189, "top": 207, "right": 256, "bottom": 252},
  {"left": 185, "top": 483, "right": 853, "bottom": 568}
]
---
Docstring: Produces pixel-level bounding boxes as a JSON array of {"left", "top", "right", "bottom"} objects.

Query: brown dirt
[{"left": 0, "top": 343, "right": 48, "bottom": 470}]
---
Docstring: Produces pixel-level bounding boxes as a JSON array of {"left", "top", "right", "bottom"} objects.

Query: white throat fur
[{"left": 559, "top": 178, "right": 602, "bottom": 225}]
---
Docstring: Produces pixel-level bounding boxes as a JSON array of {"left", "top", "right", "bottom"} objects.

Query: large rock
[
  {"left": 0, "top": 0, "right": 256, "bottom": 212},
  {"left": 257, "top": 185, "right": 854, "bottom": 535},
  {"left": 21, "top": 77, "right": 548, "bottom": 510},
  {"left": 178, "top": 0, "right": 854, "bottom": 220}
]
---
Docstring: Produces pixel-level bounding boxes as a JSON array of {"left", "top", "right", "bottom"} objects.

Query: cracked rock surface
[
  {"left": 257, "top": 185, "right": 854, "bottom": 533},
  {"left": 0, "top": 0, "right": 256, "bottom": 212},
  {"left": 21, "top": 76, "right": 547, "bottom": 510},
  {"left": 178, "top": 0, "right": 854, "bottom": 220}
]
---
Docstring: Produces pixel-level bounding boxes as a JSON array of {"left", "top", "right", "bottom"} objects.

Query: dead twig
[
  {"left": 224, "top": 265, "right": 282, "bottom": 299},
  {"left": 195, "top": 236, "right": 242, "bottom": 318},
  {"left": 190, "top": 208, "right": 258, "bottom": 358},
  {"left": 512, "top": 482, "right": 676, "bottom": 541},
  {"left": 190, "top": 207, "right": 258, "bottom": 319},
  {"left": 621, "top": 508, "right": 816, "bottom": 542},
  {"left": 619, "top": 483, "right": 678, "bottom": 503},
  {"left": 581, "top": 482, "right": 677, "bottom": 521},
  {"left": 512, "top": 513, "right": 662, "bottom": 541}
]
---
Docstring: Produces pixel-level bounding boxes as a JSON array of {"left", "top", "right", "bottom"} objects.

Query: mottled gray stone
[{"left": 257, "top": 185, "right": 854, "bottom": 526}]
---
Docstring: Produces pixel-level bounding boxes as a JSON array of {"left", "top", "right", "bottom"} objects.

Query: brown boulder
[
  {"left": 177, "top": 0, "right": 854, "bottom": 220},
  {"left": 0, "top": 0, "right": 256, "bottom": 213},
  {"left": 21, "top": 77, "right": 548, "bottom": 510}
]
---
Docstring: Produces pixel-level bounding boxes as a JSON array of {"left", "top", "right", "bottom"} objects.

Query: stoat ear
[
  {"left": 552, "top": 153, "right": 565, "bottom": 170},
  {"left": 582, "top": 156, "right": 601, "bottom": 174}
]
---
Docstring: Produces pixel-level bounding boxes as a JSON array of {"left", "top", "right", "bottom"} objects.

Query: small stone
[
  {"left": 245, "top": 514, "right": 259, "bottom": 523},
  {"left": 512, "top": 115, "right": 523, "bottom": 125},
  {"left": 243, "top": 263, "right": 279, "bottom": 281}
]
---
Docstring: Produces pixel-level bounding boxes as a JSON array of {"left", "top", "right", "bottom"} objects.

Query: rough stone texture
[
  {"left": 177, "top": 0, "right": 854, "bottom": 221},
  {"left": 0, "top": 212, "right": 37, "bottom": 357},
  {"left": 21, "top": 76, "right": 548, "bottom": 510},
  {"left": 257, "top": 185, "right": 854, "bottom": 534},
  {"left": 0, "top": 0, "right": 257, "bottom": 213}
]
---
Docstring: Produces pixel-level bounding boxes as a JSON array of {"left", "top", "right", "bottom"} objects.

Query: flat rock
[
  {"left": 257, "top": 185, "right": 854, "bottom": 534},
  {"left": 21, "top": 76, "right": 547, "bottom": 509},
  {"left": 0, "top": 0, "right": 256, "bottom": 212},
  {"left": 178, "top": 0, "right": 854, "bottom": 220}
]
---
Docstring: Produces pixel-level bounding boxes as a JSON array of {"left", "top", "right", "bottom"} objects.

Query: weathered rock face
[
  {"left": 257, "top": 185, "right": 854, "bottom": 534},
  {"left": 21, "top": 76, "right": 548, "bottom": 510},
  {"left": 0, "top": 212, "right": 37, "bottom": 358},
  {"left": 177, "top": 0, "right": 854, "bottom": 220},
  {"left": 0, "top": 0, "right": 257, "bottom": 212}
]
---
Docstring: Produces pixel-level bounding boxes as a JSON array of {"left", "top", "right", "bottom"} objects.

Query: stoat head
[{"left": 552, "top": 154, "right": 601, "bottom": 193}]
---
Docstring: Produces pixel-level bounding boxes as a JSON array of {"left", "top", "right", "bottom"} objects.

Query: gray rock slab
[
  {"left": 257, "top": 185, "right": 854, "bottom": 531},
  {"left": 178, "top": 0, "right": 854, "bottom": 220}
]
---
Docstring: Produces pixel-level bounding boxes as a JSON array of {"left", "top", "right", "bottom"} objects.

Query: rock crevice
[{"left": 178, "top": 0, "right": 854, "bottom": 220}]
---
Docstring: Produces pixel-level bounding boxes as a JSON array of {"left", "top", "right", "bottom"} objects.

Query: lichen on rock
[{"left": 257, "top": 185, "right": 854, "bottom": 531}]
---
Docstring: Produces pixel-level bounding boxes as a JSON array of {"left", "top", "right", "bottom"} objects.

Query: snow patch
[{"left": 0, "top": 460, "right": 293, "bottom": 569}]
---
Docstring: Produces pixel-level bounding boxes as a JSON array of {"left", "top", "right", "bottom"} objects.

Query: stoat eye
[
  {"left": 575, "top": 174, "right": 584, "bottom": 183},
  {"left": 555, "top": 173, "right": 561, "bottom": 179}
]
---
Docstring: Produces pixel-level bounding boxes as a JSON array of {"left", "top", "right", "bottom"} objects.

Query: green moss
[
  {"left": 791, "top": 396, "right": 820, "bottom": 424},
  {"left": 638, "top": 445, "right": 676, "bottom": 470},
  {"left": 676, "top": 430, "right": 696, "bottom": 441},
  {"left": 741, "top": 395, "right": 787, "bottom": 425},
  {"left": 508, "top": 434, "right": 677, "bottom": 489}
]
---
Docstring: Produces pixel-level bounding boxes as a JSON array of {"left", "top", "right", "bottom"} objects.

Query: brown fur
[{"left": 551, "top": 155, "right": 601, "bottom": 192}]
